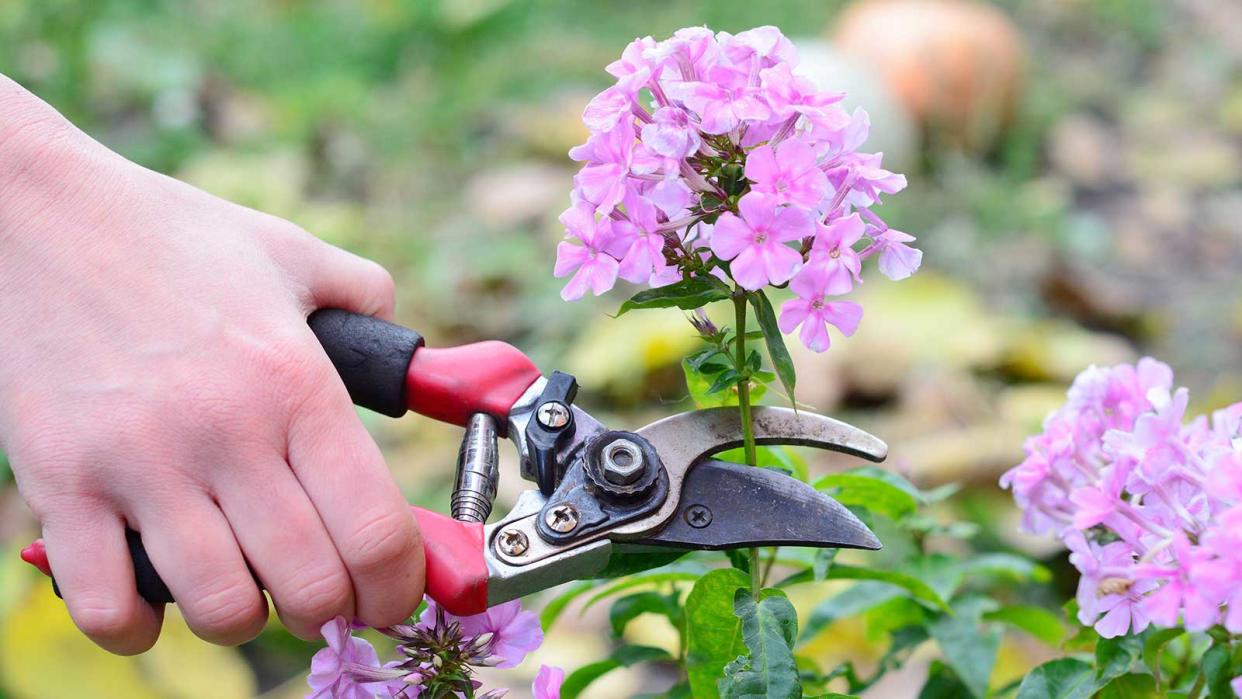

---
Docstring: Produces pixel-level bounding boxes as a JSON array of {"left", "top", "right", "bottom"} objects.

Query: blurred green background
[{"left": 2, "top": 0, "right": 1241, "bottom": 697}]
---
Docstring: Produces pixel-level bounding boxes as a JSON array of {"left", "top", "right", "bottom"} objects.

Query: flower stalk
[{"left": 732, "top": 289, "right": 762, "bottom": 596}]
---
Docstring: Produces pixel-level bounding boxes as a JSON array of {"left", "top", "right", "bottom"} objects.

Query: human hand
[{"left": 0, "top": 75, "right": 424, "bottom": 654}]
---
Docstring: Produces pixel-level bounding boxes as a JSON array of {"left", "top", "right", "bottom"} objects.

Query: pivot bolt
[
  {"left": 685, "top": 504, "right": 713, "bottom": 529},
  {"left": 602, "top": 438, "right": 645, "bottom": 485},
  {"left": 497, "top": 528, "right": 529, "bottom": 557},
  {"left": 545, "top": 504, "right": 580, "bottom": 533},
  {"left": 536, "top": 401, "right": 571, "bottom": 429}
]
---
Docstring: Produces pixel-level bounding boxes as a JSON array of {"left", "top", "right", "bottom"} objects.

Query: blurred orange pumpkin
[{"left": 831, "top": 0, "right": 1026, "bottom": 150}]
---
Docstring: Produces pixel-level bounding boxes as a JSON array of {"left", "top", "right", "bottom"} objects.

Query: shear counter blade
[{"left": 635, "top": 459, "right": 881, "bottom": 551}]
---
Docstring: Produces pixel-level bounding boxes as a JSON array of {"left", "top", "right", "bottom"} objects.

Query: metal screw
[
  {"left": 602, "top": 438, "right": 645, "bottom": 485},
  {"left": 544, "top": 504, "right": 580, "bottom": 533},
  {"left": 536, "top": 401, "right": 571, "bottom": 429},
  {"left": 497, "top": 528, "right": 529, "bottom": 556},
  {"left": 685, "top": 504, "right": 712, "bottom": 529}
]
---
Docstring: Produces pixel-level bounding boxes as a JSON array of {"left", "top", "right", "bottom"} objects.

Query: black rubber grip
[
  {"left": 307, "top": 309, "right": 423, "bottom": 418},
  {"left": 53, "top": 529, "right": 175, "bottom": 605}
]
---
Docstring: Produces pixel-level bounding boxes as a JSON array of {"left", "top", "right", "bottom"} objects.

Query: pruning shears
[{"left": 22, "top": 309, "right": 887, "bottom": 616}]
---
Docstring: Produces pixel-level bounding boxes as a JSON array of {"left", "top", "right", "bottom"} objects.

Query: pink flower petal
[
  {"left": 710, "top": 212, "right": 753, "bottom": 261},
  {"left": 778, "top": 298, "right": 811, "bottom": 334}
]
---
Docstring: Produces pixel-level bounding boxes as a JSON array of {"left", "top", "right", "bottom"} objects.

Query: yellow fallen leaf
[{"left": 1, "top": 582, "right": 255, "bottom": 699}]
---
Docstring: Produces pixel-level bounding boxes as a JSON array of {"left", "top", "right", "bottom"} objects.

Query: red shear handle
[
  {"left": 406, "top": 343, "right": 541, "bottom": 429},
  {"left": 410, "top": 507, "right": 489, "bottom": 615},
  {"left": 22, "top": 506, "right": 491, "bottom": 618},
  {"left": 309, "top": 309, "right": 541, "bottom": 427}
]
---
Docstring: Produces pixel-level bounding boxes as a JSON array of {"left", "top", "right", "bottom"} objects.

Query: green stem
[
  {"left": 733, "top": 291, "right": 760, "bottom": 597},
  {"left": 1186, "top": 667, "right": 1206, "bottom": 699}
]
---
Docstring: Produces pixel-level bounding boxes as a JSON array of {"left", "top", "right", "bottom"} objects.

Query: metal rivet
[
  {"left": 602, "top": 438, "right": 645, "bottom": 485},
  {"left": 536, "top": 401, "right": 571, "bottom": 429},
  {"left": 544, "top": 504, "right": 580, "bottom": 533},
  {"left": 497, "top": 528, "right": 529, "bottom": 556},
  {"left": 685, "top": 504, "right": 712, "bottom": 529}
]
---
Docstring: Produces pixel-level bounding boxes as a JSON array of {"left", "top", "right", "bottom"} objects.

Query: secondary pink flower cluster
[
  {"left": 306, "top": 601, "right": 559, "bottom": 698},
  {"left": 1001, "top": 358, "right": 1242, "bottom": 639},
  {"left": 555, "top": 25, "right": 919, "bottom": 352}
]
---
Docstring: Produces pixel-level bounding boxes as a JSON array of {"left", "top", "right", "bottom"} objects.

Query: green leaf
[
  {"left": 707, "top": 369, "right": 744, "bottom": 395},
  {"left": 1201, "top": 642, "right": 1235, "bottom": 699},
  {"left": 813, "top": 473, "right": 919, "bottom": 521},
  {"left": 1015, "top": 658, "right": 1096, "bottom": 699},
  {"left": 919, "top": 661, "right": 974, "bottom": 699},
  {"left": 683, "top": 358, "right": 768, "bottom": 408},
  {"left": 1141, "top": 627, "right": 1185, "bottom": 676},
  {"left": 902, "top": 555, "right": 965, "bottom": 606},
  {"left": 609, "top": 591, "right": 681, "bottom": 638},
  {"left": 959, "top": 553, "right": 1051, "bottom": 584},
  {"left": 1095, "top": 673, "right": 1157, "bottom": 699},
  {"left": 799, "top": 582, "right": 903, "bottom": 644},
  {"left": 717, "top": 446, "right": 808, "bottom": 482},
  {"left": 540, "top": 580, "right": 596, "bottom": 631},
  {"left": 562, "top": 645, "right": 673, "bottom": 699},
  {"left": 726, "top": 549, "right": 751, "bottom": 573},
  {"left": 748, "top": 291, "right": 796, "bottom": 404},
  {"left": 777, "top": 565, "right": 950, "bottom": 611},
  {"left": 928, "top": 597, "right": 1000, "bottom": 699},
  {"left": 1094, "top": 634, "right": 1142, "bottom": 683},
  {"left": 593, "top": 549, "right": 689, "bottom": 579},
  {"left": 981, "top": 605, "right": 1065, "bottom": 646},
  {"left": 812, "top": 548, "right": 837, "bottom": 581},
  {"left": 865, "top": 598, "right": 932, "bottom": 639},
  {"left": 685, "top": 357, "right": 740, "bottom": 408},
  {"left": 583, "top": 571, "right": 703, "bottom": 611},
  {"left": 686, "top": 569, "right": 752, "bottom": 698},
  {"left": 617, "top": 277, "right": 731, "bottom": 315},
  {"left": 718, "top": 589, "right": 801, "bottom": 699}
]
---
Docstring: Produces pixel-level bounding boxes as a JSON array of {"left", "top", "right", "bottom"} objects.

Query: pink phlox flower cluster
[
  {"left": 1001, "top": 357, "right": 1242, "bottom": 638},
  {"left": 306, "top": 600, "right": 556, "bottom": 698},
  {"left": 556, "top": 25, "right": 919, "bottom": 352}
]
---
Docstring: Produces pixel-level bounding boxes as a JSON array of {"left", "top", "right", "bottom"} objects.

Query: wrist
[
  {"left": 0, "top": 75, "right": 109, "bottom": 226},
  {"left": 0, "top": 74, "right": 96, "bottom": 188}
]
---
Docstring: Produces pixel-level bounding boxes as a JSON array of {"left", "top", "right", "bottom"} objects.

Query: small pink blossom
[
  {"left": 710, "top": 193, "right": 810, "bottom": 290},
  {"left": 744, "top": 139, "right": 829, "bottom": 209},
  {"left": 679, "top": 65, "right": 771, "bottom": 135},
  {"left": 802, "top": 212, "right": 865, "bottom": 293},
  {"left": 827, "top": 152, "right": 906, "bottom": 209},
  {"left": 307, "top": 617, "right": 396, "bottom": 699},
  {"left": 718, "top": 25, "right": 797, "bottom": 69},
  {"left": 582, "top": 86, "right": 634, "bottom": 133},
  {"left": 605, "top": 36, "right": 658, "bottom": 91},
  {"left": 760, "top": 63, "right": 845, "bottom": 122},
  {"left": 532, "top": 665, "right": 565, "bottom": 699},
  {"left": 640, "top": 107, "right": 701, "bottom": 173},
  {"left": 555, "top": 203, "right": 619, "bottom": 301},
  {"left": 872, "top": 228, "right": 922, "bottom": 281},
  {"left": 570, "top": 120, "right": 637, "bottom": 213},
  {"left": 421, "top": 600, "right": 543, "bottom": 669},
  {"left": 778, "top": 263, "right": 863, "bottom": 353},
  {"left": 611, "top": 192, "right": 674, "bottom": 285}
]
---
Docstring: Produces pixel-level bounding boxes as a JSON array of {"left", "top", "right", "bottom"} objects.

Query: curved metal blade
[
  {"left": 636, "top": 406, "right": 887, "bottom": 476},
  {"left": 636, "top": 459, "right": 881, "bottom": 551}
]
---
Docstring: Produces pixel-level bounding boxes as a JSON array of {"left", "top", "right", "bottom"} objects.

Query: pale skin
[{"left": 0, "top": 73, "right": 425, "bottom": 654}]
